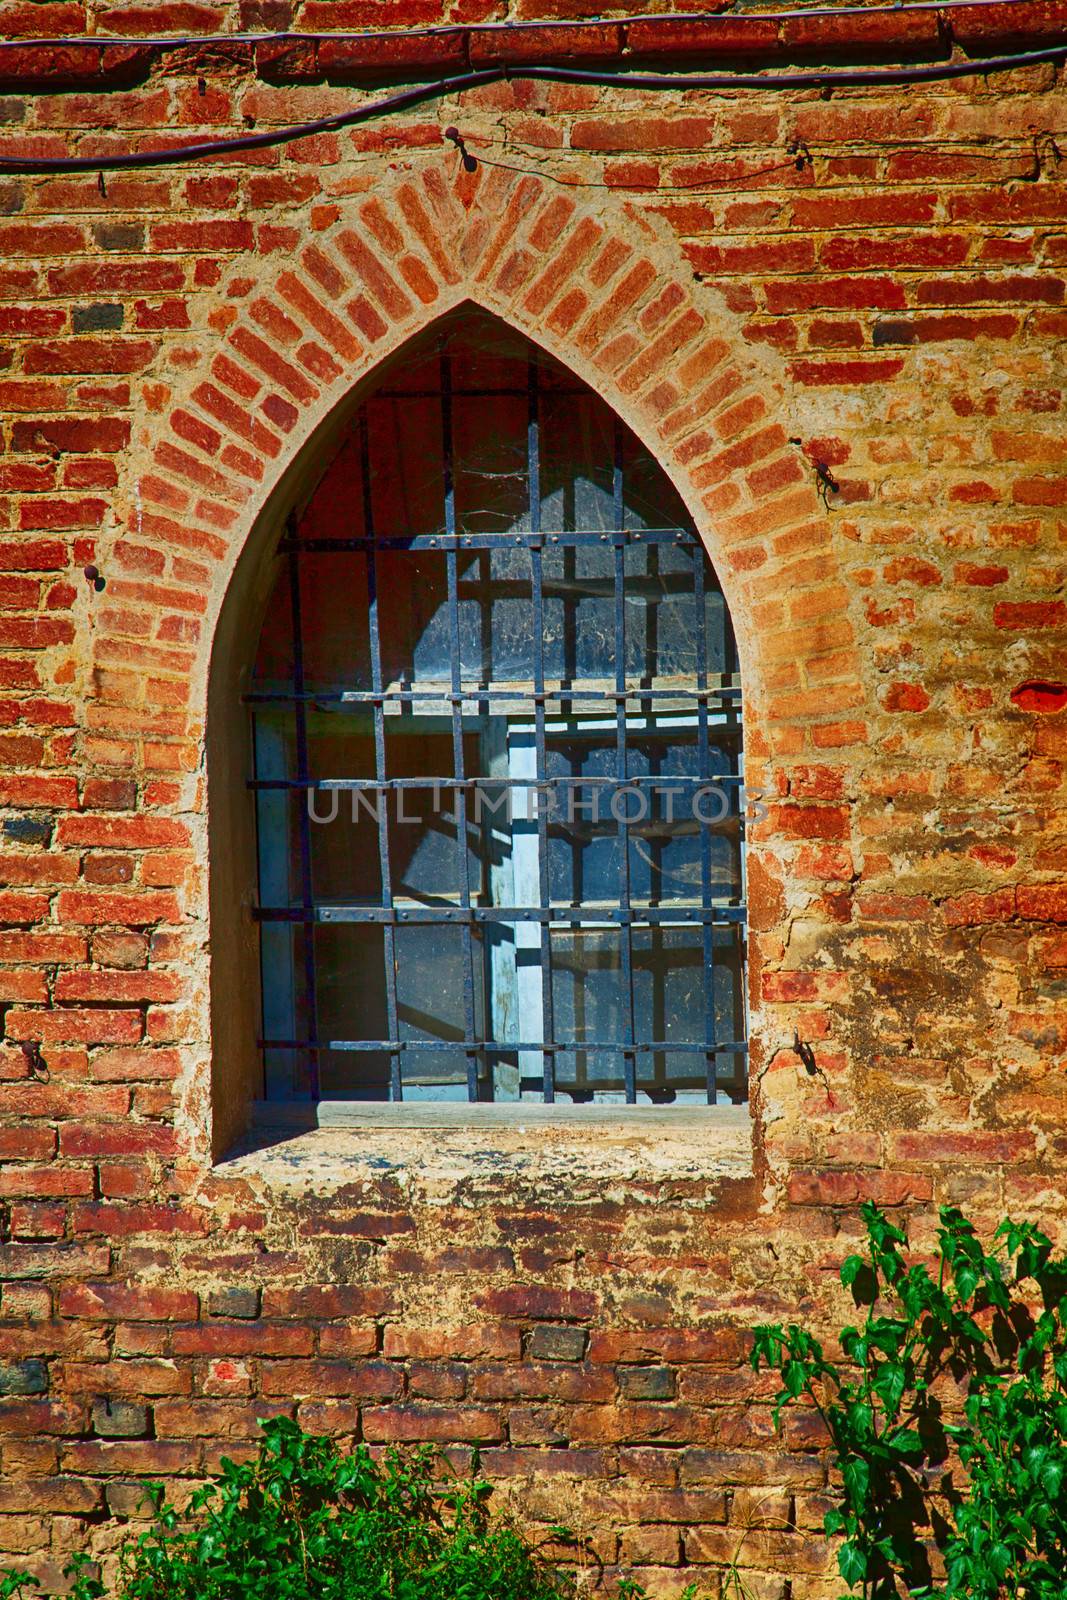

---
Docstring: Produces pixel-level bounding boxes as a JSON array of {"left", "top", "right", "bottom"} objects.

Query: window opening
[{"left": 247, "top": 310, "right": 747, "bottom": 1106}]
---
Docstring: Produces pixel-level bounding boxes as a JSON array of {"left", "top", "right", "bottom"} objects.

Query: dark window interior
[{"left": 248, "top": 308, "right": 747, "bottom": 1106}]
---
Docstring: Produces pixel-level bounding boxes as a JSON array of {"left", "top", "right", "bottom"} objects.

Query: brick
[
  {"left": 787, "top": 1169, "right": 933, "bottom": 1206},
  {"left": 66, "top": 1440, "right": 190, "bottom": 1475},
  {"left": 17, "top": 497, "right": 106, "bottom": 531},
  {"left": 0, "top": 1127, "right": 55, "bottom": 1162},
  {"left": 526, "top": 1325, "right": 588, "bottom": 1362},
  {"left": 24, "top": 339, "right": 156, "bottom": 376},
  {"left": 1018, "top": 886, "right": 1067, "bottom": 924},
  {"left": 57, "top": 1124, "right": 179, "bottom": 1160},
  {"left": 259, "top": 1360, "right": 401, "bottom": 1397},
  {"left": 6, "top": 1008, "right": 143, "bottom": 1045},
  {"left": 0, "top": 1244, "right": 109, "bottom": 1281},
  {"left": 627, "top": 16, "right": 778, "bottom": 59},
  {"left": 55, "top": 890, "right": 181, "bottom": 926},
  {"left": 883, "top": 681, "right": 931, "bottom": 714},
  {"left": 0, "top": 1165, "right": 93, "bottom": 1199},
  {"left": 572, "top": 115, "right": 718, "bottom": 153},
  {"left": 362, "top": 1405, "right": 503, "bottom": 1443},
  {"left": 0, "top": 1360, "right": 48, "bottom": 1396},
  {"left": 950, "top": 0, "right": 1067, "bottom": 47},
  {"left": 91, "top": 1400, "right": 148, "bottom": 1438},
  {"left": 766, "top": 276, "right": 906, "bottom": 315},
  {"left": 789, "top": 357, "right": 906, "bottom": 387},
  {"left": 994, "top": 601, "right": 1066, "bottom": 630},
  {"left": 59, "top": 1284, "right": 198, "bottom": 1321},
  {"left": 783, "top": 7, "right": 941, "bottom": 52},
  {"left": 477, "top": 1286, "right": 599, "bottom": 1320},
  {"left": 151, "top": 219, "right": 254, "bottom": 253},
  {"left": 275, "top": 271, "right": 361, "bottom": 361},
  {"left": 230, "top": 326, "right": 318, "bottom": 403},
  {"left": 687, "top": 240, "right": 816, "bottom": 277},
  {"left": 171, "top": 1322, "right": 311, "bottom": 1358},
  {"left": 153, "top": 1401, "right": 291, "bottom": 1438},
  {"left": 262, "top": 1287, "right": 393, "bottom": 1319},
  {"left": 0, "top": 223, "right": 84, "bottom": 257},
  {"left": 471, "top": 1363, "right": 613, "bottom": 1402},
  {"left": 206, "top": 1287, "right": 260, "bottom": 1320},
  {"left": 619, "top": 1367, "right": 677, "bottom": 1401},
  {"left": 381, "top": 1324, "right": 521, "bottom": 1361},
  {"left": 889, "top": 1131, "right": 1036, "bottom": 1164},
  {"left": 0, "top": 1478, "right": 102, "bottom": 1515},
  {"left": 1011, "top": 681, "right": 1067, "bottom": 714},
  {"left": 71, "top": 1201, "right": 201, "bottom": 1234},
  {"left": 588, "top": 1329, "right": 751, "bottom": 1365},
  {"left": 873, "top": 313, "right": 1018, "bottom": 346},
  {"left": 318, "top": 1326, "right": 379, "bottom": 1358}
]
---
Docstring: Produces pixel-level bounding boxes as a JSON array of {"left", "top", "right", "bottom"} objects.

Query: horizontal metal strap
[
  {"left": 278, "top": 526, "right": 699, "bottom": 554},
  {"left": 245, "top": 685, "right": 743, "bottom": 706},
  {"left": 254, "top": 904, "right": 747, "bottom": 925},
  {"left": 247, "top": 774, "right": 745, "bottom": 790},
  {"left": 259, "top": 1037, "right": 749, "bottom": 1055}
]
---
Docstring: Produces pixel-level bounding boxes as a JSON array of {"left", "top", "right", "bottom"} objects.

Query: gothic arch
[{"left": 85, "top": 159, "right": 865, "bottom": 1155}]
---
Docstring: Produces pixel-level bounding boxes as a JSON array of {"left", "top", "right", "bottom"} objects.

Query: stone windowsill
[{"left": 219, "top": 1101, "right": 754, "bottom": 1198}]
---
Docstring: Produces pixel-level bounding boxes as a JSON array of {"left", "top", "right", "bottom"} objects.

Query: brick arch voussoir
[{"left": 95, "top": 158, "right": 866, "bottom": 768}]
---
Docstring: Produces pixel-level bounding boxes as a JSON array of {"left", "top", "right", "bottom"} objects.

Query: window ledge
[{"left": 219, "top": 1102, "right": 753, "bottom": 1196}]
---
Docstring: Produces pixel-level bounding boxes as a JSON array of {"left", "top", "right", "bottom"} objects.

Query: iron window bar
[
  {"left": 359, "top": 409, "right": 404, "bottom": 1105},
  {"left": 254, "top": 905, "right": 747, "bottom": 924},
  {"left": 285, "top": 515, "right": 321, "bottom": 1103},
  {"left": 278, "top": 527, "right": 711, "bottom": 551},
  {"left": 248, "top": 775, "right": 745, "bottom": 788},
  {"left": 527, "top": 355, "right": 556, "bottom": 1102},
  {"left": 441, "top": 345, "right": 484, "bottom": 1103},
  {"left": 259, "top": 1038, "right": 749, "bottom": 1055},
  {"left": 245, "top": 687, "right": 742, "bottom": 706}
]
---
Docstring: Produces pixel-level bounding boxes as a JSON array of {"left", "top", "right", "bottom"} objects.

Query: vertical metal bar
[
  {"left": 254, "top": 714, "right": 298, "bottom": 1100},
  {"left": 724, "top": 569, "right": 744, "bottom": 1101},
  {"left": 528, "top": 356, "right": 555, "bottom": 1103},
  {"left": 441, "top": 343, "right": 482, "bottom": 1102},
  {"left": 613, "top": 421, "right": 637, "bottom": 1105},
  {"left": 287, "top": 511, "right": 321, "bottom": 1102},
  {"left": 360, "top": 408, "right": 402, "bottom": 1104},
  {"left": 693, "top": 542, "right": 718, "bottom": 1104}
]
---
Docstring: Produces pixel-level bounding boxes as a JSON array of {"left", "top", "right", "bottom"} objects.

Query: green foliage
[
  {"left": 0, "top": 1574, "right": 39, "bottom": 1600},
  {"left": 0, "top": 1417, "right": 645, "bottom": 1600},
  {"left": 751, "top": 1202, "right": 1067, "bottom": 1599}
]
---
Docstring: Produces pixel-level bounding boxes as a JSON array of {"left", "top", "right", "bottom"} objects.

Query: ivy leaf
[
  {"left": 989, "top": 1541, "right": 1014, "bottom": 1580},
  {"left": 782, "top": 1360, "right": 808, "bottom": 1399},
  {"left": 841, "top": 1458, "right": 870, "bottom": 1505},
  {"left": 872, "top": 1362, "right": 906, "bottom": 1415},
  {"left": 837, "top": 1542, "right": 868, "bottom": 1588},
  {"left": 954, "top": 1263, "right": 979, "bottom": 1302},
  {"left": 840, "top": 1254, "right": 864, "bottom": 1288},
  {"left": 885, "top": 1427, "right": 923, "bottom": 1457}
]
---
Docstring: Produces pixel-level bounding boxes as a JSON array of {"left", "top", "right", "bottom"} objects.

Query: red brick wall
[{"left": 0, "top": 6, "right": 1066, "bottom": 1594}]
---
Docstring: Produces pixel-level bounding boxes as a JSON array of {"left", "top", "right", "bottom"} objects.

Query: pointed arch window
[{"left": 247, "top": 309, "right": 747, "bottom": 1107}]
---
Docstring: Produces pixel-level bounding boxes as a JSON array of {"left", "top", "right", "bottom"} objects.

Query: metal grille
[{"left": 247, "top": 312, "right": 747, "bottom": 1106}]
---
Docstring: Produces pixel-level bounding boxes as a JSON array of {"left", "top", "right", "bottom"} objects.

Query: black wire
[
  {"left": 0, "top": 47, "right": 1064, "bottom": 175},
  {"left": 0, "top": 68, "right": 503, "bottom": 175},
  {"left": 526, "top": 50, "right": 1067, "bottom": 88}
]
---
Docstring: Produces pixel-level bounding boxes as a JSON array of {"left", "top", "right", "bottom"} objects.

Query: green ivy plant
[
  {"left": 0, "top": 1417, "right": 646, "bottom": 1600},
  {"left": 751, "top": 1202, "right": 1067, "bottom": 1599}
]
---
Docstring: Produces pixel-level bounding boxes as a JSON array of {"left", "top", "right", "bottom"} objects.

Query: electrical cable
[{"left": 0, "top": 45, "right": 1064, "bottom": 176}]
